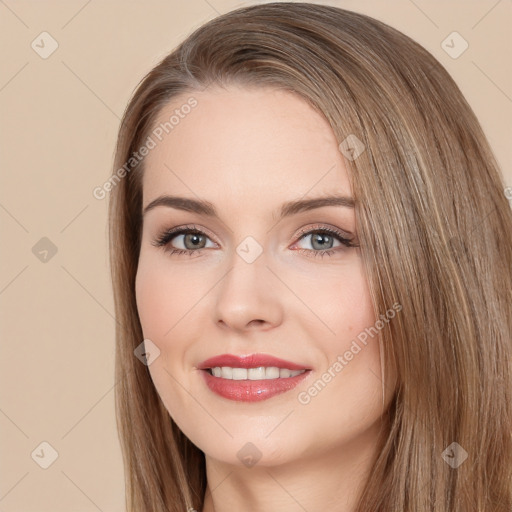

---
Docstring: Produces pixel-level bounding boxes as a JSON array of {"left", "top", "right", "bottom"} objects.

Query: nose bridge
[
  {"left": 213, "top": 237, "right": 282, "bottom": 329},
  {"left": 219, "top": 240, "right": 268, "bottom": 301}
]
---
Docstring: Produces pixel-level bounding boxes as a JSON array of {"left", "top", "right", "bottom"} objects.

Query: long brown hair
[{"left": 108, "top": 3, "right": 512, "bottom": 510}]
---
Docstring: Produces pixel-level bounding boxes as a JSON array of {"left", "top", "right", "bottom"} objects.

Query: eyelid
[{"left": 293, "top": 223, "right": 354, "bottom": 241}]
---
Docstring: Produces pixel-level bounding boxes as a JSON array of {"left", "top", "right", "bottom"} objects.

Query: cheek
[
  {"left": 293, "top": 260, "right": 375, "bottom": 344},
  {"left": 135, "top": 253, "right": 205, "bottom": 339},
  {"left": 135, "top": 260, "right": 171, "bottom": 339},
  {"left": 134, "top": 253, "right": 211, "bottom": 383},
  {"left": 135, "top": 257, "right": 193, "bottom": 414}
]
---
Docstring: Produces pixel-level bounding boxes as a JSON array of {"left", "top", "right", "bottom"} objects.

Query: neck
[{"left": 201, "top": 417, "right": 386, "bottom": 512}]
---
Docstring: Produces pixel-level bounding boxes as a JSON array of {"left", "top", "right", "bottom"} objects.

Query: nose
[{"left": 213, "top": 248, "right": 284, "bottom": 332}]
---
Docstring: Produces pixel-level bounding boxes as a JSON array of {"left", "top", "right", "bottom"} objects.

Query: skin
[{"left": 135, "top": 85, "right": 397, "bottom": 512}]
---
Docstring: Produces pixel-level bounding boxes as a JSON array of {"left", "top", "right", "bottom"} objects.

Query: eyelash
[{"left": 151, "top": 224, "right": 358, "bottom": 259}]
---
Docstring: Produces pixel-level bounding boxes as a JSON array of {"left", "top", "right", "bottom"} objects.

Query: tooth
[
  {"left": 221, "top": 367, "right": 233, "bottom": 379},
  {"left": 209, "top": 366, "right": 306, "bottom": 379},
  {"left": 265, "top": 366, "right": 280, "bottom": 379},
  {"left": 232, "top": 368, "right": 247, "bottom": 380},
  {"left": 247, "top": 367, "right": 266, "bottom": 380}
]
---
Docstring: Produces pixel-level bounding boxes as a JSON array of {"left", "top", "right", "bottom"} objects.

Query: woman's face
[{"left": 136, "top": 85, "right": 395, "bottom": 469}]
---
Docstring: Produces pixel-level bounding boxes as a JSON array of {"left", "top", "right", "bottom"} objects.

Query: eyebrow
[{"left": 142, "top": 194, "right": 355, "bottom": 220}]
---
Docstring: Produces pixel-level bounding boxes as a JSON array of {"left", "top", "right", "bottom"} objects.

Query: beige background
[{"left": 0, "top": 0, "right": 510, "bottom": 510}]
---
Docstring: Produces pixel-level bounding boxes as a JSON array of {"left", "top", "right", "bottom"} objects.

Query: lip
[
  {"left": 197, "top": 353, "right": 310, "bottom": 371},
  {"left": 197, "top": 353, "right": 312, "bottom": 402},
  {"left": 200, "top": 368, "right": 311, "bottom": 402}
]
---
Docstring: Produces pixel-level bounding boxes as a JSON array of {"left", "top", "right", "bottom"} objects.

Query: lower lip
[{"left": 201, "top": 369, "right": 311, "bottom": 402}]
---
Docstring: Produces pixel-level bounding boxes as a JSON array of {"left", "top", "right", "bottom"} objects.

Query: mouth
[{"left": 197, "top": 353, "right": 312, "bottom": 402}]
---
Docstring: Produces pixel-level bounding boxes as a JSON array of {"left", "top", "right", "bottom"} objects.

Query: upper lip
[{"left": 198, "top": 353, "right": 311, "bottom": 371}]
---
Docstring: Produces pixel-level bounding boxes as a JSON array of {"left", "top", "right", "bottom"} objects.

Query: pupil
[
  {"left": 185, "top": 233, "right": 205, "bottom": 249},
  {"left": 312, "top": 233, "right": 332, "bottom": 250}
]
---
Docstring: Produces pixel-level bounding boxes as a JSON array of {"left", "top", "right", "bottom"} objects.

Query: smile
[{"left": 207, "top": 366, "right": 306, "bottom": 379}]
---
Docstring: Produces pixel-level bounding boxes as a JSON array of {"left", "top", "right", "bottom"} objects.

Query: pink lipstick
[{"left": 197, "top": 353, "right": 312, "bottom": 402}]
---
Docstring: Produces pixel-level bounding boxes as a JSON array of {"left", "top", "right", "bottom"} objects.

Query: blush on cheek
[
  {"left": 136, "top": 254, "right": 174, "bottom": 328},
  {"left": 136, "top": 267, "right": 169, "bottom": 340}
]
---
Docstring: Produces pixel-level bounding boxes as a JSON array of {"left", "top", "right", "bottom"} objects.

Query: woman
[{"left": 108, "top": 3, "right": 512, "bottom": 511}]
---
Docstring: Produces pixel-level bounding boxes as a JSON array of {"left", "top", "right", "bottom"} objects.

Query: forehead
[{"left": 141, "top": 85, "right": 352, "bottom": 207}]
